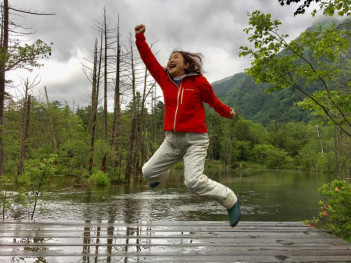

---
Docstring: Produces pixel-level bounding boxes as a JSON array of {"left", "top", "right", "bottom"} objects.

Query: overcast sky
[{"left": 7, "top": 0, "right": 326, "bottom": 110}]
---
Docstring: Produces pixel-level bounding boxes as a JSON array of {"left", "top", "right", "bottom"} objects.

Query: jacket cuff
[
  {"left": 135, "top": 33, "right": 145, "bottom": 41},
  {"left": 225, "top": 106, "right": 232, "bottom": 118}
]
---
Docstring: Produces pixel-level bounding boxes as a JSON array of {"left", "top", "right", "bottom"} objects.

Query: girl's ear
[{"left": 184, "top": 62, "right": 190, "bottom": 70}]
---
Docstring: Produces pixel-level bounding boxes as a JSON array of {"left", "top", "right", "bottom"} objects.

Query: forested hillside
[
  {"left": 212, "top": 73, "right": 313, "bottom": 126},
  {"left": 212, "top": 18, "right": 350, "bottom": 126}
]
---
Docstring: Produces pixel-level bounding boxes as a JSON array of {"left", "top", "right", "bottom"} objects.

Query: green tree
[
  {"left": 278, "top": 0, "right": 351, "bottom": 16},
  {"left": 206, "top": 108, "right": 224, "bottom": 160},
  {"left": 253, "top": 144, "right": 293, "bottom": 168},
  {"left": 233, "top": 118, "right": 269, "bottom": 146},
  {"left": 1, "top": 154, "right": 56, "bottom": 220},
  {"left": 0, "top": 1, "right": 53, "bottom": 175},
  {"left": 271, "top": 122, "right": 312, "bottom": 157},
  {"left": 220, "top": 121, "right": 233, "bottom": 166},
  {"left": 239, "top": 11, "right": 351, "bottom": 138}
]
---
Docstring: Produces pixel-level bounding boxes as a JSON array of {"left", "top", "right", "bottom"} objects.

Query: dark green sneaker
[
  {"left": 149, "top": 182, "right": 160, "bottom": 188},
  {"left": 227, "top": 199, "right": 241, "bottom": 227},
  {"left": 148, "top": 170, "right": 170, "bottom": 188}
]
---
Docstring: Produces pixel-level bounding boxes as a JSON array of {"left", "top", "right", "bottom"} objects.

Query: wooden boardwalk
[{"left": 0, "top": 221, "right": 350, "bottom": 262}]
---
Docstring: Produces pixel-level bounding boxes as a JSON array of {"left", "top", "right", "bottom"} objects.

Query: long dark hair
[{"left": 171, "top": 50, "right": 204, "bottom": 74}]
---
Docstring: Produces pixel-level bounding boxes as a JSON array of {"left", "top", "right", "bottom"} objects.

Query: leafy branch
[{"left": 239, "top": 10, "right": 351, "bottom": 137}]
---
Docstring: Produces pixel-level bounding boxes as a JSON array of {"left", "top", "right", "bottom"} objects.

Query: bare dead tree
[
  {"left": 132, "top": 91, "right": 141, "bottom": 181},
  {"left": 92, "top": 7, "right": 118, "bottom": 172},
  {"left": 0, "top": 0, "right": 9, "bottom": 175},
  {"left": 17, "top": 95, "right": 30, "bottom": 177},
  {"left": 111, "top": 15, "right": 121, "bottom": 169},
  {"left": 124, "top": 38, "right": 137, "bottom": 182},
  {"left": 87, "top": 38, "right": 102, "bottom": 173},
  {"left": 44, "top": 86, "right": 57, "bottom": 152},
  {"left": 139, "top": 66, "right": 157, "bottom": 177},
  {"left": 17, "top": 76, "right": 40, "bottom": 178},
  {"left": 101, "top": 8, "right": 109, "bottom": 171},
  {"left": 123, "top": 35, "right": 159, "bottom": 182}
]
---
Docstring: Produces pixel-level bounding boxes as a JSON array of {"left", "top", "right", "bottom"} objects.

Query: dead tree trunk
[
  {"left": 0, "top": 0, "right": 9, "bottom": 176},
  {"left": 139, "top": 69, "right": 157, "bottom": 181},
  {"left": 124, "top": 39, "right": 137, "bottom": 183},
  {"left": 44, "top": 86, "right": 57, "bottom": 151},
  {"left": 132, "top": 92, "right": 141, "bottom": 181},
  {"left": 17, "top": 77, "right": 40, "bottom": 178},
  {"left": 17, "top": 94, "right": 31, "bottom": 178},
  {"left": 125, "top": 100, "right": 137, "bottom": 183},
  {"left": 316, "top": 125, "right": 323, "bottom": 157},
  {"left": 139, "top": 71, "right": 148, "bottom": 175},
  {"left": 111, "top": 16, "right": 121, "bottom": 169},
  {"left": 88, "top": 38, "right": 102, "bottom": 173},
  {"left": 101, "top": 8, "right": 108, "bottom": 172},
  {"left": 149, "top": 85, "right": 157, "bottom": 155}
]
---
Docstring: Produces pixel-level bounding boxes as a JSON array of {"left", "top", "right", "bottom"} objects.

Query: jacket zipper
[
  {"left": 168, "top": 72, "right": 197, "bottom": 132},
  {"left": 174, "top": 83, "right": 182, "bottom": 132}
]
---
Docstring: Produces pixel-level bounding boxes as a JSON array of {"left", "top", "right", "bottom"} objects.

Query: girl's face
[{"left": 167, "top": 52, "right": 189, "bottom": 78}]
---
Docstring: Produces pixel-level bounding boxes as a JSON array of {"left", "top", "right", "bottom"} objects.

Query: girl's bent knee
[
  {"left": 142, "top": 164, "right": 151, "bottom": 179},
  {"left": 185, "top": 178, "right": 204, "bottom": 193}
]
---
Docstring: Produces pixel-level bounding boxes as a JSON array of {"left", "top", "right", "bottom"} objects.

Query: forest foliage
[{"left": 2, "top": 97, "right": 349, "bottom": 180}]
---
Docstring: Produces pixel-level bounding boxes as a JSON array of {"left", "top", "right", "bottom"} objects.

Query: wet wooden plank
[
  {"left": 2, "top": 255, "right": 351, "bottom": 263},
  {"left": 0, "top": 221, "right": 350, "bottom": 262}
]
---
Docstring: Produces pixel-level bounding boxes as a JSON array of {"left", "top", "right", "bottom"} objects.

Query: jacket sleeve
[
  {"left": 135, "top": 33, "right": 167, "bottom": 86},
  {"left": 199, "top": 76, "right": 231, "bottom": 118}
]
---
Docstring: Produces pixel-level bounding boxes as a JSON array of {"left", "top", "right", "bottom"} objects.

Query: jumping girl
[{"left": 135, "top": 24, "right": 241, "bottom": 227}]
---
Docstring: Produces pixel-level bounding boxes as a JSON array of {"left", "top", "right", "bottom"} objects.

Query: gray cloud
[{"left": 8, "top": 0, "right": 325, "bottom": 108}]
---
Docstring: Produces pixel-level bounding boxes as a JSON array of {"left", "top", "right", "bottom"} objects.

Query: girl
[{"left": 135, "top": 24, "right": 241, "bottom": 227}]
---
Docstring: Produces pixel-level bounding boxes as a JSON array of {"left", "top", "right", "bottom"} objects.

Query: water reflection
[
  {"left": 5, "top": 221, "right": 195, "bottom": 262},
  {"left": 69, "top": 222, "right": 198, "bottom": 263},
  {"left": 37, "top": 168, "right": 335, "bottom": 223}
]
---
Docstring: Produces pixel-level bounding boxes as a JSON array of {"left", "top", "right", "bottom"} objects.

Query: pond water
[{"left": 38, "top": 168, "right": 333, "bottom": 223}]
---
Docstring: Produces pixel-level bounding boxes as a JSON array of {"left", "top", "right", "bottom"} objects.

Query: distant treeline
[{"left": 2, "top": 97, "right": 350, "bottom": 184}]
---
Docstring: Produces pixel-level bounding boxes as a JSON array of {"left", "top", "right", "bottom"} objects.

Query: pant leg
[
  {"left": 142, "top": 133, "right": 183, "bottom": 183},
  {"left": 182, "top": 133, "right": 237, "bottom": 209}
]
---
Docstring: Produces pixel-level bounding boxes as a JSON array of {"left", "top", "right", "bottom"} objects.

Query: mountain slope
[
  {"left": 212, "top": 73, "right": 313, "bottom": 126},
  {"left": 211, "top": 18, "right": 351, "bottom": 126}
]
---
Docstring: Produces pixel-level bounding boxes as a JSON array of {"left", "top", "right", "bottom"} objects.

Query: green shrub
[
  {"left": 89, "top": 170, "right": 110, "bottom": 186},
  {"left": 306, "top": 179, "right": 351, "bottom": 242},
  {"left": 253, "top": 144, "right": 293, "bottom": 169},
  {"left": 205, "top": 159, "right": 223, "bottom": 168},
  {"left": 0, "top": 154, "right": 57, "bottom": 220}
]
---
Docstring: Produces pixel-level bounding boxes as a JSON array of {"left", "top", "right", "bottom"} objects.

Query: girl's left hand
[{"left": 229, "top": 109, "right": 235, "bottom": 119}]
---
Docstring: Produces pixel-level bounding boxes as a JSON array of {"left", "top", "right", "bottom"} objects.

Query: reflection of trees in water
[
  {"left": 123, "top": 184, "right": 140, "bottom": 224},
  {"left": 122, "top": 184, "right": 142, "bottom": 262},
  {"left": 12, "top": 232, "right": 51, "bottom": 263},
  {"left": 82, "top": 189, "right": 92, "bottom": 262},
  {"left": 106, "top": 187, "right": 118, "bottom": 263},
  {"left": 80, "top": 183, "right": 148, "bottom": 262},
  {"left": 82, "top": 222, "right": 90, "bottom": 262}
]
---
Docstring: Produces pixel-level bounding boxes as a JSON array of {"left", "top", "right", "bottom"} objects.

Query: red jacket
[{"left": 136, "top": 33, "right": 231, "bottom": 133}]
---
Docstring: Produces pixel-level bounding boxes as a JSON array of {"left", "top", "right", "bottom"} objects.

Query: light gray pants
[{"left": 142, "top": 132, "right": 237, "bottom": 209}]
